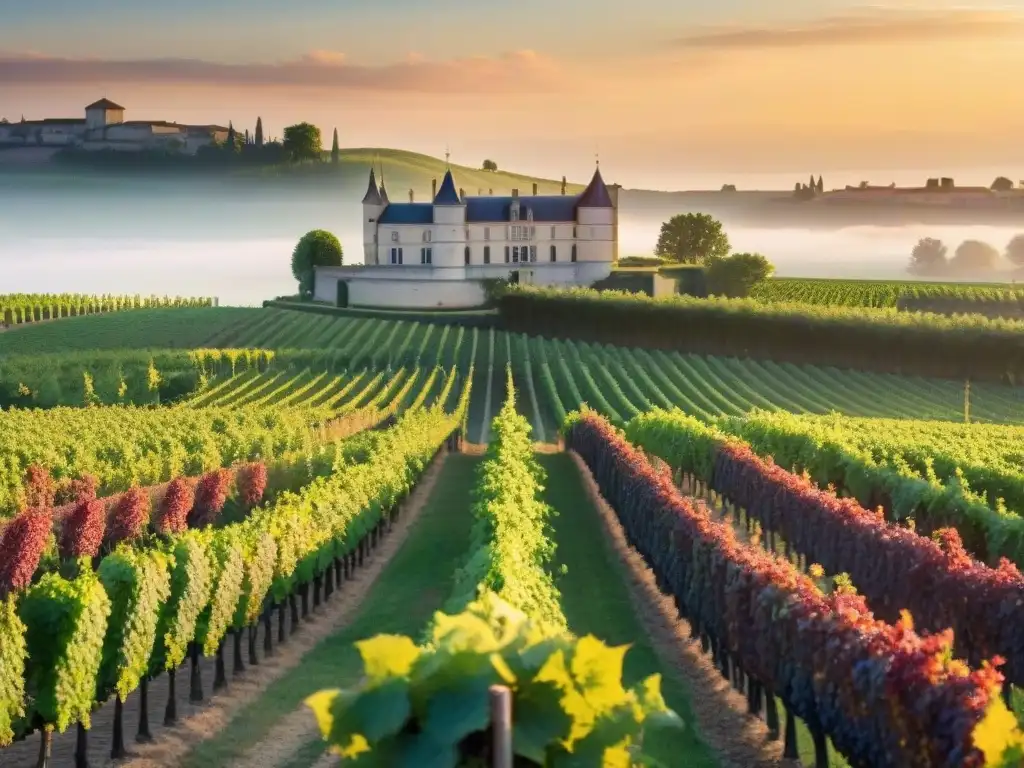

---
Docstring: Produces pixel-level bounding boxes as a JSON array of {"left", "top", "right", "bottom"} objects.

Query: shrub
[
  {"left": 189, "top": 468, "right": 233, "bottom": 528},
  {"left": 106, "top": 487, "right": 151, "bottom": 547},
  {"left": 705, "top": 252, "right": 774, "bottom": 298},
  {"left": 155, "top": 478, "right": 194, "bottom": 535},
  {"left": 291, "top": 230, "right": 343, "bottom": 299},
  {"left": 59, "top": 498, "right": 106, "bottom": 560},
  {"left": 0, "top": 508, "right": 52, "bottom": 596},
  {"left": 23, "top": 465, "right": 55, "bottom": 510},
  {"left": 237, "top": 462, "right": 268, "bottom": 508}
]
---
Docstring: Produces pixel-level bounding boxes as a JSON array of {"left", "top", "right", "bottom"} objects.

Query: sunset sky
[{"left": 2, "top": 0, "right": 1023, "bottom": 189}]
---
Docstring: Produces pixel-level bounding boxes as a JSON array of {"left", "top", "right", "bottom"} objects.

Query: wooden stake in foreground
[{"left": 490, "top": 684, "right": 513, "bottom": 768}]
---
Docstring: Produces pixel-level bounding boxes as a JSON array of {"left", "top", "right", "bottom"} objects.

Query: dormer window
[
  {"left": 510, "top": 204, "right": 519, "bottom": 222},
  {"left": 391, "top": 231, "right": 399, "bottom": 243},
  {"left": 526, "top": 209, "right": 534, "bottom": 222}
]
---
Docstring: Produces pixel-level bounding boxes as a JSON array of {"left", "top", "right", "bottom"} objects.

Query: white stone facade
[{"left": 314, "top": 165, "right": 619, "bottom": 309}]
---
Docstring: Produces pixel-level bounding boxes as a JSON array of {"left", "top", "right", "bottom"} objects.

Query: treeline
[
  {"left": 497, "top": 286, "right": 1024, "bottom": 383},
  {"left": 54, "top": 119, "right": 334, "bottom": 170}
]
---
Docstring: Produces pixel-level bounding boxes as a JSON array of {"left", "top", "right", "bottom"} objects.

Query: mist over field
[{"left": 1, "top": 175, "right": 1021, "bottom": 305}]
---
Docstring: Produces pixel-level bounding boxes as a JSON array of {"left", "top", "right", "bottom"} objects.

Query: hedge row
[{"left": 497, "top": 286, "right": 1024, "bottom": 382}]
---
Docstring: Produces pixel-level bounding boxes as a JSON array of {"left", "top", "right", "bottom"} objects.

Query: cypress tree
[
  {"left": 255, "top": 117, "right": 264, "bottom": 147},
  {"left": 227, "top": 121, "right": 236, "bottom": 149},
  {"left": 331, "top": 128, "right": 340, "bottom": 164}
]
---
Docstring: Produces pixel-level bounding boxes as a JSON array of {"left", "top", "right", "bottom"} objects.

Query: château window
[
  {"left": 529, "top": 245, "right": 537, "bottom": 262},
  {"left": 391, "top": 231, "right": 399, "bottom": 243},
  {"left": 550, "top": 245, "right": 557, "bottom": 262},
  {"left": 484, "top": 227, "right": 491, "bottom": 240},
  {"left": 484, "top": 246, "right": 491, "bottom": 264},
  {"left": 511, "top": 246, "right": 520, "bottom": 263},
  {"left": 504, "top": 246, "right": 510, "bottom": 263},
  {"left": 571, "top": 245, "right": 577, "bottom": 262},
  {"left": 390, "top": 247, "right": 404, "bottom": 265},
  {"left": 572, "top": 226, "right": 577, "bottom": 238},
  {"left": 550, "top": 226, "right": 556, "bottom": 239},
  {"left": 510, "top": 205, "right": 519, "bottom": 221},
  {"left": 421, "top": 247, "right": 432, "bottom": 264},
  {"left": 423, "top": 231, "right": 432, "bottom": 242},
  {"left": 464, "top": 246, "right": 471, "bottom": 265}
]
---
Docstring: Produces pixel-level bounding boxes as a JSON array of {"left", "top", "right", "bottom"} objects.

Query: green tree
[
  {"left": 282, "top": 122, "right": 322, "bottom": 162},
  {"left": 331, "top": 128, "right": 340, "bottom": 163},
  {"left": 482, "top": 159, "right": 498, "bottom": 171},
  {"left": 1006, "top": 234, "right": 1024, "bottom": 267},
  {"left": 991, "top": 176, "right": 1015, "bottom": 192},
  {"left": 705, "top": 252, "right": 774, "bottom": 297},
  {"left": 654, "top": 213, "right": 729, "bottom": 264},
  {"left": 908, "top": 238, "right": 948, "bottom": 276},
  {"left": 950, "top": 240, "right": 1000, "bottom": 274},
  {"left": 254, "top": 117, "right": 264, "bottom": 147},
  {"left": 291, "top": 230, "right": 343, "bottom": 299}
]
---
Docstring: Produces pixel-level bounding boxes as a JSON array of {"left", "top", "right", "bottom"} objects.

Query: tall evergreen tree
[
  {"left": 331, "top": 128, "right": 340, "bottom": 163},
  {"left": 817, "top": 175, "right": 824, "bottom": 193},
  {"left": 255, "top": 117, "right": 264, "bottom": 147},
  {"left": 227, "top": 121, "right": 236, "bottom": 148},
  {"left": 809, "top": 173, "right": 815, "bottom": 191},
  {"left": 244, "top": 128, "right": 250, "bottom": 145}
]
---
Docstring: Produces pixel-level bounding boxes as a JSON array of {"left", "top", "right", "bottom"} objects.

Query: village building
[
  {"left": 313, "top": 163, "right": 620, "bottom": 309},
  {"left": 0, "top": 99, "right": 229, "bottom": 154}
]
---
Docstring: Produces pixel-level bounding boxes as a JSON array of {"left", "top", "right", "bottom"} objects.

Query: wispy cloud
[
  {"left": 0, "top": 49, "right": 564, "bottom": 93},
  {"left": 671, "top": 9, "right": 1024, "bottom": 50}
]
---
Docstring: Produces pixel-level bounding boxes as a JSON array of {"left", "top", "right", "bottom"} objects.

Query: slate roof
[
  {"left": 378, "top": 204, "right": 433, "bottom": 224},
  {"left": 433, "top": 169, "right": 461, "bottom": 205},
  {"left": 577, "top": 167, "right": 614, "bottom": 208},
  {"left": 465, "top": 196, "right": 578, "bottom": 223},
  {"left": 379, "top": 181, "right": 390, "bottom": 205},
  {"left": 86, "top": 98, "right": 125, "bottom": 111},
  {"left": 361, "top": 168, "right": 382, "bottom": 205}
]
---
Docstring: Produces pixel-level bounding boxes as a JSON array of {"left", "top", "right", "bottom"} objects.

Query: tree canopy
[
  {"left": 1006, "top": 234, "right": 1024, "bottom": 267},
  {"left": 991, "top": 176, "right": 1015, "bottom": 192},
  {"left": 705, "top": 252, "right": 774, "bottom": 298},
  {"left": 481, "top": 159, "right": 498, "bottom": 171},
  {"left": 950, "top": 240, "right": 1000, "bottom": 274},
  {"left": 283, "top": 123, "right": 323, "bottom": 162},
  {"left": 908, "top": 238, "right": 948, "bottom": 276},
  {"left": 291, "top": 230, "right": 343, "bottom": 298},
  {"left": 654, "top": 213, "right": 730, "bottom": 264}
]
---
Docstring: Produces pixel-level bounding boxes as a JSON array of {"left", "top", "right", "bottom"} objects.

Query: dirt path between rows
[
  {"left": 214, "top": 449, "right": 449, "bottom": 768},
  {"left": 568, "top": 451, "right": 797, "bottom": 768},
  {"left": 2, "top": 449, "right": 449, "bottom": 768}
]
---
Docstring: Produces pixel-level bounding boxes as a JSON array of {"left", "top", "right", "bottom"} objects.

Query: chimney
[
  {"left": 409, "top": 189, "right": 414, "bottom": 202},
  {"left": 459, "top": 187, "right": 465, "bottom": 201},
  {"left": 532, "top": 182, "right": 538, "bottom": 196},
  {"left": 560, "top": 177, "right": 567, "bottom": 195},
  {"left": 512, "top": 188, "right": 519, "bottom": 198},
  {"left": 488, "top": 188, "right": 493, "bottom": 196},
  {"left": 432, "top": 178, "right": 437, "bottom": 198}
]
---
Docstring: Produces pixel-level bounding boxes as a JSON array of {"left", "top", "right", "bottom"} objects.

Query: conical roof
[
  {"left": 577, "top": 167, "right": 614, "bottom": 208},
  {"left": 434, "top": 169, "right": 462, "bottom": 205},
  {"left": 379, "top": 180, "right": 390, "bottom": 205},
  {"left": 361, "top": 167, "right": 382, "bottom": 205}
]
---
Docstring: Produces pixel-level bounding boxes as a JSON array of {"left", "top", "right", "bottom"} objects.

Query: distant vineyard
[
  {"left": 751, "top": 278, "right": 1024, "bottom": 316},
  {"left": 0, "top": 293, "right": 216, "bottom": 326}
]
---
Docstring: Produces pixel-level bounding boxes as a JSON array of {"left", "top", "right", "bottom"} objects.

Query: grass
[
  {"left": 538, "top": 453, "right": 719, "bottom": 768},
  {"left": 180, "top": 454, "right": 482, "bottom": 768}
]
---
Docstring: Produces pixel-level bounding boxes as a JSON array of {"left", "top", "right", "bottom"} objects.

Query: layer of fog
[{"left": 1, "top": 182, "right": 1020, "bottom": 305}]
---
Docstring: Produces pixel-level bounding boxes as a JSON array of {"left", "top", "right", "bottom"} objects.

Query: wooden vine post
[{"left": 489, "top": 684, "right": 512, "bottom": 768}]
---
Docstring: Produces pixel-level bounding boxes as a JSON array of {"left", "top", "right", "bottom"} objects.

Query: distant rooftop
[{"left": 86, "top": 98, "right": 125, "bottom": 111}]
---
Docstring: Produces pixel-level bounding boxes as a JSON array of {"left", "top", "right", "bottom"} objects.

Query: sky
[{"left": 2, "top": 0, "right": 1024, "bottom": 190}]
